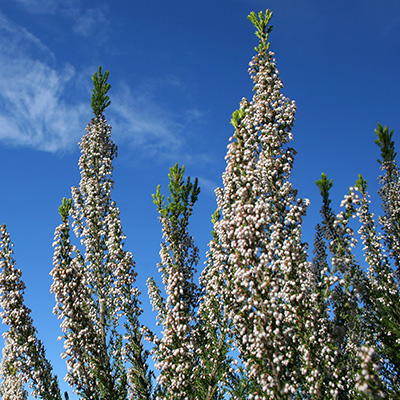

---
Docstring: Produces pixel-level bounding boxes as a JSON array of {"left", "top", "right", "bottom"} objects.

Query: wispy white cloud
[
  {"left": 0, "top": 12, "right": 50, "bottom": 56},
  {"left": 110, "top": 86, "right": 181, "bottom": 156},
  {"left": 0, "top": 13, "right": 88, "bottom": 152},
  {"left": 197, "top": 176, "right": 220, "bottom": 195},
  {"left": 72, "top": 7, "right": 109, "bottom": 37},
  {"left": 12, "top": 0, "right": 109, "bottom": 38},
  {"left": 110, "top": 83, "right": 204, "bottom": 162},
  {"left": 13, "top": 0, "right": 63, "bottom": 14},
  {"left": 0, "top": 12, "right": 205, "bottom": 158}
]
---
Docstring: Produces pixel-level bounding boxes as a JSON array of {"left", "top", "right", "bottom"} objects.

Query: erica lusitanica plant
[
  {"left": 0, "top": 224, "right": 62, "bottom": 400},
  {"left": 204, "top": 10, "right": 328, "bottom": 398},
  {"left": 146, "top": 164, "right": 200, "bottom": 399},
  {"left": 204, "top": 10, "right": 384, "bottom": 399},
  {"left": 0, "top": 9, "right": 399, "bottom": 400},
  {"left": 337, "top": 123, "right": 400, "bottom": 397},
  {"left": 51, "top": 67, "right": 152, "bottom": 399}
]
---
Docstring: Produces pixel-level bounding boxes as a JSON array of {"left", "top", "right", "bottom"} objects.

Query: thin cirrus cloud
[
  {"left": 0, "top": 12, "right": 205, "bottom": 159},
  {"left": 0, "top": 12, "right": 88, "bottom": 152},
  {"left": 12, "top": 0, "right": 62, "bottom": 14},
  {"left": 12, "top": 0, "right": 109, "bottom": 38},
  {"left": 110, "top": 84, "right": 192, "bottom": 158}
]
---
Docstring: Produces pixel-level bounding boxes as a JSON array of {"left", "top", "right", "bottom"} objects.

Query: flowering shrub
[
  {"left": 0, "top": 10, "right": 398, "bottom": 400},
  {"left": 50, "top": 67, "right": 152, "bottom": 399},
  {"left": 146, "top": 163, "right": 200, "bottom": 398},
  {"left": 0, "top": 224, "right": 62, "bottom": 399}
]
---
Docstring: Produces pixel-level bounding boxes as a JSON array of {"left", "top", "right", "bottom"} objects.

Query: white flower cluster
[
  {"left": 51, "top": 117, "right": 150, "bottom": 398},
  {"left": 205, "top": 13, "right": 336, "bottom": 397},
  {"left": 197, "top": 211, "right": 238, "bottom": 397},
  {"left": 355, "top": 345, "right": 384, "bottom": 398},
  {"left": 314, "top": 187, "right": 371, "bottom": 395},
  {"left": 0, "top": 338, "right": 28, "bottom": 400},
  {"left": 147, "top": 166, "right": 200, "bottom": 399},
  {"left": 348, "top": 175, "right": 400, "bottom": 394},
  {"left": 378, "top": 159, "right": 400, "bottom": 268},
  {"left": 0, "top": 224, "right": 61, "bottom": 399}
]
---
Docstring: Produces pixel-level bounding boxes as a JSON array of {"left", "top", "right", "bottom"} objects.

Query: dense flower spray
[
  {"left": 205, "top": 10, "right": 336, "bottom": 398},
  {"left": 51, "top": 67, "right": 152, "bottom": 399},
  {"left": 375, "top": 123, "right": 400, "bottom": 270},
  {"left": 196, "top": 208, "right": 236, "bottom": 399},
  {"left": 0, "top": 224, "right": 62, "bottom": 399},
  {"left": 0, "top": 338, "right": 28, "bottom": 400},
  {"left": 314, "top": 174, "right": 376, "bottom": 397},
  {"left": 146, "top": 164, "right": 200, "bottom": 399},
  {"left": 345, "top": 124, "right": 400, "bottom": 396}
]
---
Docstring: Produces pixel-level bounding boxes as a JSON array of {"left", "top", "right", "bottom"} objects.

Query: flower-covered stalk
[
  {"left": 314, "top": 174, "right": 376, "bottom": 397},
  {"left": 346, "top": 125, "right": 400, "bottom": 396},
  {"left": 196, "top": 209, "right": 236, "bottom": 399},
  {"left": 375, "top": 123, "right": 400, "bottom": 271},
  {"left": 0, "top": 338, "right": 28, "bottom": 400},
  {"left": 207, "top": 10, "right": 333, "bottom": 398},
  {"left": 147, "top": 164, "right": 200, "bottom": 399},
  {"left": 51, "top": 67, "right": 152, "bottom": 399},
  {"left": 0, "top": 224, "right": 62, "bottom": 400}
]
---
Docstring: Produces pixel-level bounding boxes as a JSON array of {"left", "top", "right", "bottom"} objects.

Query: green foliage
[
  {"left": 315, "top": 172, "right": 333, "bottom": 204},
  {"left": 91, "top": 66, "right": 111, "bottom": 118},
  {"left": 152, "top": 163, "right": 200, "bottom": 228},
  {"left": 210, "top": 208, "right": 220, "bottom": 240},
  {"left": 355, "top": 174, "right": 368, "bottom": 195},
  {"left": 375, "top": 122, "right": 396, "bottom": 164},
  {"left": 247, "top": 10, "right": 273, "bottom": 54},
  {"left": 58, "top": 198, "right": 72, "bottom": 223},
  {"left": 230, "top": 109, "right": 246, "bottom": 130}
]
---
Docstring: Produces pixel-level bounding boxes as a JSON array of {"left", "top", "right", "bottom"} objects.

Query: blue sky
[{"left": 0, "top": 0, "right": 399, "bottom": 397}]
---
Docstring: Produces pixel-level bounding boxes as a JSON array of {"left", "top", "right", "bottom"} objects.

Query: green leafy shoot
[
  {"left": 247, "top": 9, "right": 273, "bottom": 53},
  {"left": 315, "top": 173, "right": 333, "bottom": 204},
  {"left": 355, "top": 174, "right": 368, "bottom": 195},
  {"left": 58, "top": 198, "right": 72, "bottom": 223},
  {"left": 375, "top": 122, "right": 396, "bottom": 164},
  {"left": 210, "top": 208, "right": 220, "bottom": 240},
  {"left": 91, "top": 66, "right": 111, "bottom": 118},
  {"left": 153, "top": 163, "right": 200, "bottom": 227},
  {"left": 230, "top": 108, "right": 247, "bottom": 130}
]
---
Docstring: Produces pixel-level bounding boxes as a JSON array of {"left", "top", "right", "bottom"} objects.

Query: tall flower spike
[
  {"left": 0, "top": 338, "right": 28, "bottom": 400},
  {"left": 51, "top": 68, "right": 152, "bottom": 399},
  {"left": 351, "top": 140, "right": 400, "bottom": 396},
  {"left": 197, "top": 208, "right": 237, "bottom": 399},
  {"left": 147, "top": 164, "right": 200, "bottom": 399},
  {"left": 207, "top": 10, "right": 333, "bottom": 398},
  {"left": 0, "top": 224, "right": 62, "bottom": 400},
  {"left": 314, "top": 174, "right": 373, "bottom": 397},
  {"left": 375, "top": 123, "right": 400, "bottom": 270}
]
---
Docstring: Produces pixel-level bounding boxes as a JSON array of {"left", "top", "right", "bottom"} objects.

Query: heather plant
[
  {"left": 204, "top": 10, "right": 340, "bottom": 399},
  {"left": 313, "top": 174, "right": 373, "bottom": 397},
  {"left": 374, "top": 123, "right": 400, "bottom": 270},
  {"left": 196, "top": 208, "right": 237, "bottom": 399},
  {"left": 0, "top": 338, "right": 28, "bottom": 400},
  {"left": 146, "top": 163, "right": 200, "bottom": 399},
  {"left": 346, "top": 124, "right": 400, "bottom": 396},
  {"left": 1, "top": 9, "right": 399, "bottom": 400},
  {"left": 51, "top": 67, "right": 152, "bottom": 399},
  {"left": 0, "top": 224, "right": 62, "bottom": 399},
  {"left": 311, "top": 122, "right": 400, "bottom": 398}
]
